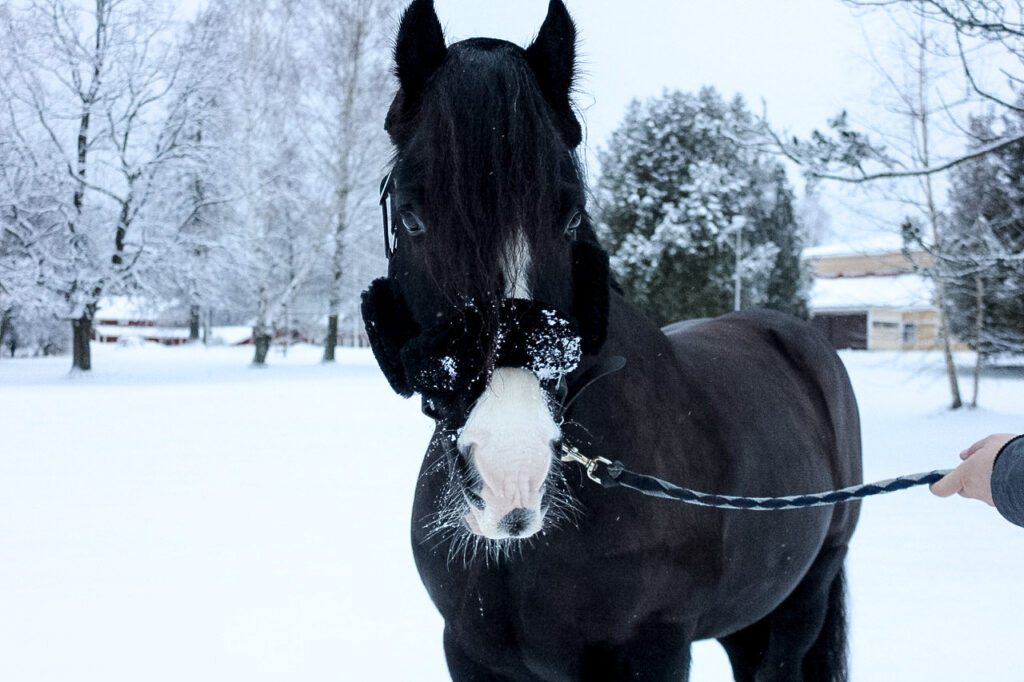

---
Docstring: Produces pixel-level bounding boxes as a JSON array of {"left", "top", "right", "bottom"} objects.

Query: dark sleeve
[{"left": 992, "top": 435, "right": 1024, "bottom": 528}]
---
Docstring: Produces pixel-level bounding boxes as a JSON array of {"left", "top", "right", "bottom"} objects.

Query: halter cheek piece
[
  {"left": 362, "top": 173, "right": 611, "bottom": 415},
  {"left": 379, "top": 171, "right": 397, "bottom": 260}
]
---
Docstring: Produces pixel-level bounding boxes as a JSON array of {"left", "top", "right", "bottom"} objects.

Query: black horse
[{"left": 362, "top": 1, "right": 862, "bottom": 680}]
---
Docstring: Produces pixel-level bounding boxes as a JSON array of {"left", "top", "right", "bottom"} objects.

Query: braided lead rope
[{"left": 561, "top": 446, "right": 953, "bottom": 510}]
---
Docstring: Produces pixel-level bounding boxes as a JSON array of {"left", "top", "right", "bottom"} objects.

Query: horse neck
[
  {"left": 567, "top": 292, "right": 715, "bottom": 482},
  {"left": 600, "top": 292, "right": 679, "bottom": 377}
]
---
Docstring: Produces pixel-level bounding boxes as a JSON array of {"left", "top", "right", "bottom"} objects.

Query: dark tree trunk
[
  {"left": 323, "top": 314, "right": 338, "bottom": 362},
  {"left": 189, "top": 305, "right": 200, "bottom": 341},
  {"left": 940, "top": 319, "right": 963, "bottom": 409},
  {"left": 202, "top": 308, "right": 211, "bottom": 345},
  {"left": 112, "top": 199, "right": 130, "bottom": 266},
  {"left": 252, "top": 331, "right": 271, "bottom": 366},
  {"left": 72, "top": 312, "right": 93, "bottom": 371},
  {"left": 936, "top": 290, "right": 963, "bottom": 410},
  {"left": 0, "top": 310, "right": 12, "bottom": 359}
]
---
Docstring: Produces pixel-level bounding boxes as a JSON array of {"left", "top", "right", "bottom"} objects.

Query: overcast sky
[
  {"left": 433, "top": 0, "right": 879, "bottom": 152},
  {"left": 429, "top": 0, "right": 918, "bottom": 240},
  {"left": 428, "top": 0, "right": 925, "bottom": 240}
]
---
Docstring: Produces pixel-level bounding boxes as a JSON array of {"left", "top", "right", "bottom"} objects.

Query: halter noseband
[{"left": 363, "top": 283, "right": 582, "bottom": 409}]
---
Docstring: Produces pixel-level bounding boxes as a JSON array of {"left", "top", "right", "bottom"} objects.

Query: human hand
[{"left": 930, "top": 433, "right": 1018, "bottom": 505}]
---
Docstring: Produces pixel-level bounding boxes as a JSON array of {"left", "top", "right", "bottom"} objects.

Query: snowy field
[{"left": 1, "top": 343, "right": 1022, "bottom": 681}]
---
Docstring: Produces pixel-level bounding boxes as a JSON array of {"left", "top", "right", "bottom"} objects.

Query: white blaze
[
  {"left": 503, "top": 230, "right": 532, "bottom": 300},
  {"left": 457, "top": 231, "right": 560, "bottom": 539}
]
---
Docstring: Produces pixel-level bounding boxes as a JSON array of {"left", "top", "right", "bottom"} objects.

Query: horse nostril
[{"left": 497, "top": 507, "right": 535, "bottom": 537}]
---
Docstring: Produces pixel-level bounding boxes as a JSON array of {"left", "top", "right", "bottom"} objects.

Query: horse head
[{"left": 362, "top": 0, "right": 609, "bottom": 543}]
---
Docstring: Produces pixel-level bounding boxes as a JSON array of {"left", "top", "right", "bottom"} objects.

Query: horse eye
[
  {"left": 400, "top": 210, "right": 426, "bottom": 236},
  {"left": 564, "top": 211, "right": 582, "bottom": 240}
]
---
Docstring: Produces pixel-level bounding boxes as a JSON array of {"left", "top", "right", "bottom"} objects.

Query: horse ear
[
  {"left": 361, "top": 278, "right": 421, "bottom": 398},
  {"left": 394, "top": 0, "right": 447, "bottom": 102},
  {"left": 525, "top": 0, "right": 582, "bottom": 148},
  {"left": 572, "top": 240, "right": 610, "bottom": 354}
]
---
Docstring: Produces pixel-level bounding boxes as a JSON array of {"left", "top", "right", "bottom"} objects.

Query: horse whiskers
[
  {"left": 449, "top": 532, "right": 531, "bottom": 569},
  {"left": 418, "top": 442, "right": 581, "bottom": 568},
  {"left": 420, "top": 427, "right": 464, "bottom": 479},
  {"left": 541, "top": 461, "right": 583, "bottom": 527}
]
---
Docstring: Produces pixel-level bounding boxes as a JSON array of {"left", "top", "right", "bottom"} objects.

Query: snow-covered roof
[
  {"left": 810, "top": 274, "right": 934, "bottom": 311},
  {"left": 94, "top": 325, "right": 189, "bottom": 339},
  {"left": 210, "top": 326, "right": 254, "bottom": 345},
  {"left": 803, "top": 235, "right": 907, "bottom": 259},
  {"left": 93, "top": 324, "right": 254, "bottom": 346},
  {"left": 96, "top": 296, "right": 180, "bottom": 321}
]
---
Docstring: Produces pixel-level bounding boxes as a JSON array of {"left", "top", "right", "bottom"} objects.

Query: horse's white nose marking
[
  {"left": 459, "top": 368, "right": 559, "bottom": 539},
  {"left": 457, "top": 230, "right": 558, "bottom": 540}
]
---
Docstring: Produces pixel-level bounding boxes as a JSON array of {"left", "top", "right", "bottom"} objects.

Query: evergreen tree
[
  {"left": 595, "top": 88, "right": 808, "bottom": 326},
  {"left": 943, "top": 113, "right": 1024, "bottom": 358},
  {"left": 760, "top": 167, "right": 810, "bottom": 319}
]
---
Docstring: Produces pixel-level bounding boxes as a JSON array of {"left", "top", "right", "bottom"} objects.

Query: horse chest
[
  {"left": 411, "top": 498, "right": 714, "bottom": 634},
  {"left": 411, "top": 538, "right": 693, "bottom": 673}
]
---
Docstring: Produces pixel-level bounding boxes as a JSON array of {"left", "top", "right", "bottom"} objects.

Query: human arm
[
  {"left": 991, "top": 435, "right": 1024, "bottom": 527},
  {"left": 931, "top": 433, "right": 1024, "bottom": 527}
]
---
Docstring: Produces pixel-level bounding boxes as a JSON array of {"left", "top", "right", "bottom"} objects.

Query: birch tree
[
  {"left": 200, "top": 0, "right": 329, "bottom": 366},
  {"left": 767, "top": 0, "right": 1024, "bottom": 181},
  {"left": 764, "top": 4, "right": 972, "bottom": 408},
  {"left": 136, "top": 2, "right": 251, "bottom": 345},
  {"left": 303, "top": 0, "right": 395, "bottom": 362}
]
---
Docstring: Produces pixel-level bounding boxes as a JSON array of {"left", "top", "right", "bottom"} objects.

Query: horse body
[
  {"left": 365, "top": 2, "right": 862, "bottom": 679},
  {"left": 412, "top": 295, "right": 861, "bottom": 681}
]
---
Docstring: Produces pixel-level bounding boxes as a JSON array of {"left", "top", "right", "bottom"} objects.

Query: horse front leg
[{"left": 718, "top": 545, "right": 849, "bottom": 682}]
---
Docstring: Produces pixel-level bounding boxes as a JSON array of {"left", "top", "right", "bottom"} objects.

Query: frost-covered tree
[
  {"left": 919, "top": 112, "right": 1024, "bottom": 404},
  {"left": 769, "top": 5, "right": 971, "bottom": 408},
  {"left": 750, "top": 166, "right": 810, "bottom": 319},
  {"left": 301, "top": 0, "right": 396, "bottom": 362},
  {"left": 595, "top": 88, "right": 808, "bottom": 326},
  {"left": 0, "top": 0, "right": 203, "bottom": 370},
  {"left": 1, "top": 0, "right": 405, "bottom": 367},
  {"left": 0, "top": 109, "right": 66, "bottom": 356},
  {"left": 193, "top": 0, "right": 328, "bottom": 365},
  {"left": 169, "top": 0, "right": 396, "bottom": 366},
  {"left": 139, "top": 4, "right": 242, "bottom": 344}
]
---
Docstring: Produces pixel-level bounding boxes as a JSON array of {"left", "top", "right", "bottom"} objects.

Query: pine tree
[
  {"left": 944, "top": 113, "right": 1024, "bottom": 359},
  {"left": 903, "top": 111, "right": 1024, "bottom": 406},
  {"left": 595, "top": 88, "right": 808, "bottom": 326}
]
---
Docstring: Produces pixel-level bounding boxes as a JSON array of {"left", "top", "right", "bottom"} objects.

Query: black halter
[{"left": 379, "top": 172, "right": 397, "bottom": 260}]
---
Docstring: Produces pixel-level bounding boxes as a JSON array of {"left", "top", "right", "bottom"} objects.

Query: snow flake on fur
[{"left": 361, "top": 281, "right": 583, "bottom": 404}]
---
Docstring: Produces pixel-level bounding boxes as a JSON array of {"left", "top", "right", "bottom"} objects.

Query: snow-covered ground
[{"left": 1, "top": 344, "right": 1021, "bottom": 681}]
